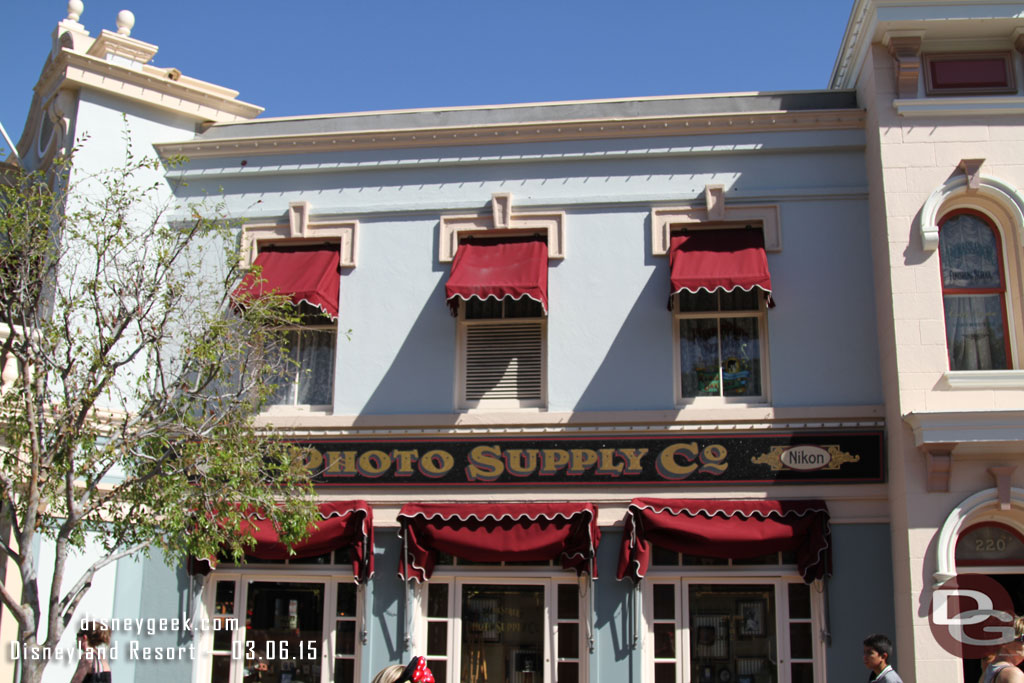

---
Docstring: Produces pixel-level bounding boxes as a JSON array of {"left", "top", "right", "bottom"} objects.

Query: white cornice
[
  {"left": 905, "top": 410, "right": 1024, "bottom": 447},
  {"left": 155, "top": 109, "right": 864, "bottom": 159},
  {"left": 893, "top": 96, "right": 1024, "bottom": 117},
  {"left": 36, "top": 48, "right": 262, "bottom": 124},
  {"left": 254, "top": 404, "right": 884, "bottom": 439}
]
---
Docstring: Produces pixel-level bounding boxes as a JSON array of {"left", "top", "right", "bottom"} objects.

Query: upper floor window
[
  {"left": 668, "top": 229, "right": 773, "bottom": 404},
  {"left": 270, "top": 305, "right": 336, "bottom": 407},
  {"left": 446, "top": 235, "right": 548, "bottom": 409},
  {"left": 924, "top": 53, "right": 1015, "bottom": 96},
  {"left": 675, "top": 289, "right": 767, "bottom": 401},
  {"left": 939, "top": 210, "right": 1011, "bottom": 370},
  {"left": 234, "top": 242, "right": 341, "bottom": 409}
]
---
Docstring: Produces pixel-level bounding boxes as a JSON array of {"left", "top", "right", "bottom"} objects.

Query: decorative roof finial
[
  {"left": 116, "top": 9, "right": 135, "bottom": 36},
  {"left": 67, "top": 0, "right": 84, "bottom": 22}
]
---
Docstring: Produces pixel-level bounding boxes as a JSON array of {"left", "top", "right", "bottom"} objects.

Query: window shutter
[{"left": 464, "top": 321, "right": 543, "bottom": 401}]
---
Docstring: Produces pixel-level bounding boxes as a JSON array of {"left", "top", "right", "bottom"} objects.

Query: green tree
[{"left": 0, "top": 151, "right": 317, "bottom": 683}]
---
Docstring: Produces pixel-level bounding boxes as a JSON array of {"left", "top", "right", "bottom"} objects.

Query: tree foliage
[{"left": 0, "top": 149, "right": 318, "bottom": 682}]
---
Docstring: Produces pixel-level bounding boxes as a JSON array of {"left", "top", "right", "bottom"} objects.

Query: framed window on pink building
[{"left": 938, "top": 209, "right": 1014, "bottom": 371}]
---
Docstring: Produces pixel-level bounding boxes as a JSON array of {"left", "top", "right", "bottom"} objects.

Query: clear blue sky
[{"left": 2, "top": 1, "right": 854, "bottom": 152}]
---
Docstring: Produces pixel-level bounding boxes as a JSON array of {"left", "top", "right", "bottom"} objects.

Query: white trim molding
[
  {"left": 942, "top": 370, "right": 1024, "bottom": 390},
  {"left": 905, "top": 410, "right": 1024, "bottom": 447},
  {"left": 894, "top": 96, "right": 1024, "bottom": 118},
  {"left": 934, "top": 486, "right": 1024, "bottom": 586},
  {"left": 919, "top": 172, "right": 1024, "bottom": 251},
  {"left": 242, "top": 201, "right": 358, "bottom": 267},
  {"left": 651, "top": 200, "right": 781, "bottom": 256},
  {"left": 439, "top": 193, "right": 566, "bottom": 262}
]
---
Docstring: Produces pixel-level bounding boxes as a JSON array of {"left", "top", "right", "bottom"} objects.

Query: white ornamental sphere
[{"left": 116, "top": 9, "right": 135, "bottom": 36}]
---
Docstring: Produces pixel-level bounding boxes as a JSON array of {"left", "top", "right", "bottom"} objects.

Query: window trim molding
[
  {"left": 456, "top": 312, "right": 548, "bottom": 411},
  {"left": 641, "top": 575, "right": 826, "bottom": 683},
  {"left": 196, "top": 571, "right": 362, "bottom": 683},
  {"left": 919, "top": 172, "right": 1024, "bottom": 251},
  {"left": 651, "top": 201, "right": 782, "bottom": 257},
  {"left": 241, "top": 201, "right": 358, "bottom": 268},
  {"left": 415, "top": 574, "right": 589, "bottom": 683},
  {"left": 440, "top": 193, "right": 565, "bottom": 263},
  {"left": 671, "top": 287, "right": 772, "bottom": 408},
  {"left": 922, "top": 52, "right": 1016, "bottom": 96},
  {"left": 938, "top": 208, "right": 1014, "bottom": 371}
]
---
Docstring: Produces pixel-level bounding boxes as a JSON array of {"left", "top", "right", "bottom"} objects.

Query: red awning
[
  {"left": 191, "top": 500, "right": 374, "bottom": 582},
  {"left": 233, "top": 244, "right": 341, "bottom": 319},
  {"left": 669, "top": 229, "right": 774, "bottom": 306},
  {"left": 445, "top": 235, "right": 548, "bottom": 314},
  {"left": 398, "top": 503, "right": 599, "bottom": 581},
  {"left": 616, "top": 498, "right": 830, "bottom": 583}
]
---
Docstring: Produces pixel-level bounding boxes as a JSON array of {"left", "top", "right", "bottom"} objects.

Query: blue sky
[{"left": 2, "top": 1, "right": 854, "bottom": 153}]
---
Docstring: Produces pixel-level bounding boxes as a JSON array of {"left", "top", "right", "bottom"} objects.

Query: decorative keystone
[
  {"left": 959, "top": 158, "right": 985, "bottom": 191},
  {"left": 67, "top": 0, "right": 84, "bottom": 22},
  {"left": 491, "top": 193, "right": 512, "bottom": 229},
  {"left": 116, "top": 9, "right": 135, "bottom": 36},
  {"left": 705, "top": 184, "right": 726, "bottom": 221},
  {"left": 924, "top": 446, "right": 952, "bottom": 492},
  {"left": 989, "top": 466, "right": 1017, "bottom": 510}
]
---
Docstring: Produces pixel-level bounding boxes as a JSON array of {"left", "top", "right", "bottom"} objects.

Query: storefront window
[
  {"left": 203, "top": 572, "right": 361, "bottom": 683},
  {"left": 647, "top": 579, "right": 819, "bottom": 683}
]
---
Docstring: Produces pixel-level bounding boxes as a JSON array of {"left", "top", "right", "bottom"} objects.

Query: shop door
[
  {"left": 242, "top": 581, "right": 325, "bottom": 683},
  {"left": 422, "top": 578, "right": 585, "bottom": 683},
  {"left": 649, "top": 579, "right": 820, "bottom": 683}
]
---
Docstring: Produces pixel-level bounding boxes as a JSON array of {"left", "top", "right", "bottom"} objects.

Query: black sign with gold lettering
[{"left": 291, "top": 431, "right": 883, "bottom": 486}]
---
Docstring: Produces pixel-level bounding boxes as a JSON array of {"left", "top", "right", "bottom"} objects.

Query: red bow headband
[{"left": 399, "top": 656, "right": 435, "bottom": 683}]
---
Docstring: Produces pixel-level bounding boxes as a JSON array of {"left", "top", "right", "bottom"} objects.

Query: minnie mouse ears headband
[{"left": 398, "top": 656, "right": 435, "bottom": 683}]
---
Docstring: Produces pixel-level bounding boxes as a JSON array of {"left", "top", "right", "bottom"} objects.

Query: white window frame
[
  {"left": 196, "top": 567, "right": 363, "bottom": 683},
  {"left": 413, "top": 571, "right": 589, "bottom": 683},
  {"left": 455, "top": 302, "right": 548, "bottom": 411},
  {"left": 672, "top": 289, "right": 771, "bottom": 407},
  {"left": 642, "top": 571, "right": 825, "bottom": 683}
]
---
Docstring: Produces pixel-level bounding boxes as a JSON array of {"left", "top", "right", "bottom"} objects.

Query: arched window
[{"left": 939, "top": 210, "right": 1012, "bottom": 370}]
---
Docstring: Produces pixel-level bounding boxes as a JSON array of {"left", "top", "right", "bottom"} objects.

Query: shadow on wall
[
  {"left": 360, "top": 277, "right": 455, "bottom": 415},
  {"left": 574, "top": 218, "right": 673, "bottom": 412}
]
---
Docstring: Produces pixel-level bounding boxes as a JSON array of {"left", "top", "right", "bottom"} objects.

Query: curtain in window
[
  {"left": 939, "top": 213, "right": 1008, "bottom": 370},
  {"left": 295, "top": 329, "right": 335, "bottom": 405}
]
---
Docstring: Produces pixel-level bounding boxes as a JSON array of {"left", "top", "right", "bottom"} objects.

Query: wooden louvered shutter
[{"left": 462, "top": 320, "right": 544, "bottom": 403}]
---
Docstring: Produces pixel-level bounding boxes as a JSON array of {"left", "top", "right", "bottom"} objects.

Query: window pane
[
  {"left": 427, "top": 621, "right": 448, "bottom": 656},
  {"left": 680, "top": 318, "right": 720, "bottom": 397},
  {"left": 653, "top": 584, "right": 676, "bottom": 620},
  {"left": 654, "top": 622, "right": 676, "bottom": 658},
  {"left": 732, "top": 552, "right": 777, "bottom": 566},
  {"left": 791, "top": 663, "right": 814, "bottom": 683},
  {"left": 944, "top": 294, "right": 1008, "bottom": 370},
  {"left": 334, "top": 658, "right": 355, "bottom": 683},
  {"left": 558, "top": 584, "right": 578, "bottom": 620},
  {"left": 720, "top": 289, "right": 759, "bottom": 311},
  {"left": 210, "top": 654, "right": 231, "bottom": 682},
  {"left": 790, "top": 623, "right": 813, "bottom": 659},
  {"left": 268, "top": 330, "right": 299, "bottom": 405},
  {"left": 295, "top": 329, "right": 335, "bottom": 405},
  {"left": 244, "top": 581, "right": 324, "bottom": 683},
  {"left": 940, "top": 213, "right": 1002, "bottom": 289},
  {"left": 428, "top": 584, "right": 449, "bottom": 618},
  {"left": 336, "top": 620, "right": 356, "bottom": 654},
  {"left": 788, "top": 584, "right": 811, "bottom": 620},
  {"left": 690, "top": 584, "right": 776, "bottom": 683},
  {"left": 558, "top": 662, "right": 579, "bottom": 683},
  {"left": 213, "top": 628, "right": 231, "bottom": 652},
  {"left": 428, "top": 660, "right": 447, "bottom": 683},
  {"left": 652, "top": 546, "right": 680, "bottom": 566},
  {"left": 559, "top": 622, "right": 580, "bottom": 659},
  {"left": 215, "top": 581, "right": 235, "bottom": 614},
  {"left": 337, "top": 584, "right": 357, "bottom": 617},
  {"left": 461, "top": 585, "right": 543, "bottom": 683},
  {"left": 655, "top": 662, "right": 676, "bottom": 683},
  {"left": 720, "top": 316, "right": 760, "bottom": 396}
]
